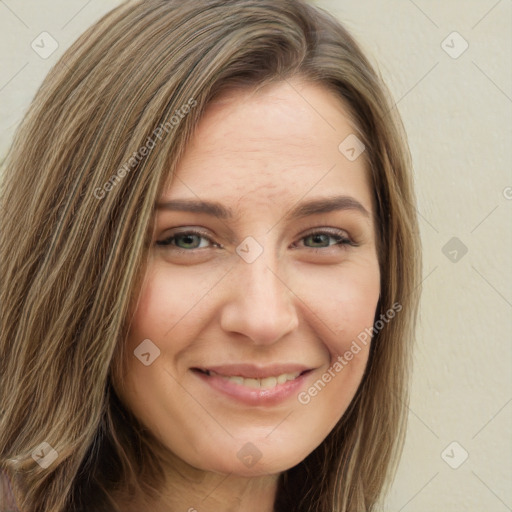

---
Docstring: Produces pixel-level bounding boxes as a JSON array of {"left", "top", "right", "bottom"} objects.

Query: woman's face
[{"left": 116, "top": 78, "right": 380, "bottom": 476}]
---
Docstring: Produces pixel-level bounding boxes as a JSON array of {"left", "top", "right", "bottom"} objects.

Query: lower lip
[{"left": 192, "top": 369, "right": 312, "bottom": 406}]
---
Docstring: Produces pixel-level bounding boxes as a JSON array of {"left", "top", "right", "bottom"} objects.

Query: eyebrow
[{"left": 156, "top": 195, "right": 370, "bottom": 220}]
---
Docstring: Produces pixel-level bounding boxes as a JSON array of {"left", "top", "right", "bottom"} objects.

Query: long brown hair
[{"left": 0, "top": 1, "right": 421, "bottom": 510}]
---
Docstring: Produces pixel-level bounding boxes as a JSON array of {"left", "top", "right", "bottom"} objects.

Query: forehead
[{"left": 163, "top": 79, "right": 373, "bottom": 215}]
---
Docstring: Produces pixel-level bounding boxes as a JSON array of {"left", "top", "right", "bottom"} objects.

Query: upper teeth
[{"left": 209, "top": 370, "right": 301, "bottom": 388}]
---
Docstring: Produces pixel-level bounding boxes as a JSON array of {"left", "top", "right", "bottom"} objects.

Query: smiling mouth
[{"left": 193, "top": 368, "right": 311, "bottom": 389}]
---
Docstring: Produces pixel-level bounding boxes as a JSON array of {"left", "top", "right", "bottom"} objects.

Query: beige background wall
[{"left": 1, "top": 1, "right": 510, "bottom": 510}]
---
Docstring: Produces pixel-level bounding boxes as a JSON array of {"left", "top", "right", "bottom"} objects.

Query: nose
[{"left": 219, "top": 248, "right": 299, "bottom": 345}]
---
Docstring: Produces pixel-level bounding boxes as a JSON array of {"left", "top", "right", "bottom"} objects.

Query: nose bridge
[
  {"left": 219, "top": 237, "right": 299, "bottom": 344},
  {"left": 242, "top": 249, "right": 285, "bottom": 305}
]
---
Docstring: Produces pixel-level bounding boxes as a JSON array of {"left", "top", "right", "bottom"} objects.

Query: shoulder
[{"left": 0, "top": 470, "right": 19, "bottom": 512}]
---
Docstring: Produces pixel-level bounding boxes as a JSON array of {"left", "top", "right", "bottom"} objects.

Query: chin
[{"left": 193, "top": 436, "right": 313, "bottom": 477}]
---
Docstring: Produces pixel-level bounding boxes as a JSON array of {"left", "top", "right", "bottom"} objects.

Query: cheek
[
  {"left": 115, "top": 263, "right": 213, "bottom": 442},
  {"left": 301, "top": 258, "right": 380, "bottom": 356},
  {"left": 292, "top": 260, "right": 380, "bottom": 448},
  {"left": 126, "top": 262, "right": 217, "bottom": 353},
  {"left": 117, "top": 263, "right": 202, "bottom": 410}
]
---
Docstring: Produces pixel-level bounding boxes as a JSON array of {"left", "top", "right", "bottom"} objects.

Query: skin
[{"left": 114, "top": 77, "right": 381, "bottom": 511}]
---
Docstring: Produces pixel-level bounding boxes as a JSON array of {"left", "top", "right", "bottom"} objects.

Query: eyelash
[{"left": 156, "top": 228, "right": 356, "bottom": 254}]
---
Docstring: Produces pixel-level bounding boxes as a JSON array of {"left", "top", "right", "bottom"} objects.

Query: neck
[{"left": 116, "top": 452, "right": 280, "bottom": 512}]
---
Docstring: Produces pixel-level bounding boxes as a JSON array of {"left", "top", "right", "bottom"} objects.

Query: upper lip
[{"left": 193, "top": 364, "right": 313, "bottom": 379}]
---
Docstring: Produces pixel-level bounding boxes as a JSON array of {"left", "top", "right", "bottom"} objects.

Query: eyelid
[
  {"left": 160, "top": 227, "right": 213, "bottom": 238},
  {"left": 300, "top": 226, "right": 352, "bottom": 240}
]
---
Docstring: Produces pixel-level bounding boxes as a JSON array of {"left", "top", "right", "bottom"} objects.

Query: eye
[
  {"left": 156, "top": 227, "right": 356, "bottom": 253},
  {"left": 294, "top": 228, "right": 356, "bottom": 251},
  {"left": 156, "top": 229, "right": 218, "bottom": 251}
]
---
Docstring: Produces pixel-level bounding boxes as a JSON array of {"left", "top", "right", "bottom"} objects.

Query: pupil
[
  {"left": 310, "top": 234, "right": 328, "bottom": 247},
  {"left": 179, "top": 234, "right": 198, "bottom": 248}
]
